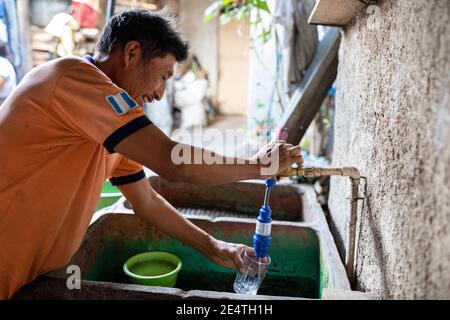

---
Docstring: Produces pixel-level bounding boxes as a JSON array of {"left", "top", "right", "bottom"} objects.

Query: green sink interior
[
  {"left": 96, "top": 181, "right": 122, "bottom": 211},
  {"left": 79, "top": 215, "right": 322, "bottom": 299}
]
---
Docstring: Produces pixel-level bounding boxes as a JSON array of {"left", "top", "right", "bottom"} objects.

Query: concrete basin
[{"left": 13, "top": 178, "right": 350, "bottom": 300}]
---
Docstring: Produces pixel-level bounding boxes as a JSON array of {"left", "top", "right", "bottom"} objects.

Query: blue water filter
[{"left": 253, "top": 178, "right": 276, "bottom": 258}]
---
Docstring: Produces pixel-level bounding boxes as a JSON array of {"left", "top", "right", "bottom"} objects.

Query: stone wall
[{"left": 328, "top": 0, "right": 449, "bottom": 299}]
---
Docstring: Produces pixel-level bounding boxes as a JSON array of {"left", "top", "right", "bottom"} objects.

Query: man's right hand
[{"left": 252, "top": 140, "right": 304, "bottom": 177}]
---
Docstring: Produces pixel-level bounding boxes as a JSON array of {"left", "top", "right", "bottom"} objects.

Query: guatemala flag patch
[{"left": 106, "top": 91, "right": 138, "bottom": 115}]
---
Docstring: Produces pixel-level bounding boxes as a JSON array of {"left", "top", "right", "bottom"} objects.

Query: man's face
[{"left": 117, "top": 43, "right": 176, "bottom": 106}]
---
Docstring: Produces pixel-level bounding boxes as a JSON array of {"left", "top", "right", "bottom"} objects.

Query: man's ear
[{"left": 123, "top": 40, "right": 142, "bottom": 69}]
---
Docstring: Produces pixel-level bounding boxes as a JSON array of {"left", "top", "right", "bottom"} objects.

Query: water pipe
[
  {"left": 279, "top": 166, "right": 362, "bottom": 288},
  {"left": 253, "top": 178, "right": 277, "bottom": 259}
]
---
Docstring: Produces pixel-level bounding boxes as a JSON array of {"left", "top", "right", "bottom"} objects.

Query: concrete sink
[{"left": 14, "top": 178, "right": 350, "bottom": 300}]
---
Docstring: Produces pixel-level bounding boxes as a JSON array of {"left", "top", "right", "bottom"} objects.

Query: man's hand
[
  {"left": 252, "top": 140, "right": 304, "bottom": 177},
  {"left": 207, "top": 239, "right": 250, "bottom": 274}
]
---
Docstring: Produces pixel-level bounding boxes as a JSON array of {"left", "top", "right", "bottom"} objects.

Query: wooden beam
[
  {"left": 277, "top": 28, "right": 341, "bottom": 145},
  {"left": 308, "top": 0, "right": 368, "bottom": 27}
]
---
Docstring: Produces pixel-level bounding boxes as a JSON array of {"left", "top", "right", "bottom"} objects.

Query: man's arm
[
  {"left": 114, "top": 124, "right": 302, "bottom": 185},
  {"left": 118, "top": 178, "right": 247, "bottom": 272}
]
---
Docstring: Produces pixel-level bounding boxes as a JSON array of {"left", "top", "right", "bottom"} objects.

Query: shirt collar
[{"left": 83, "top": 55, "right": 95, "bottom": 65}]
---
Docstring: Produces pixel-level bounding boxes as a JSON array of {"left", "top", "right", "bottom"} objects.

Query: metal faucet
[{"left": 279, "top": 166, "right": 363, "bottom": 288}]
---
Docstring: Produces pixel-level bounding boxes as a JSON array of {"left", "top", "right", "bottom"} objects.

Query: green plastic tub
[{"left": 123, "top": 251, "right": 182, "bottom": 287}]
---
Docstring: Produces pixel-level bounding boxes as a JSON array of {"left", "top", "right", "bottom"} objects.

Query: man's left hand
[{"left": 208, "top": 239, "right": 250, "bottom": 274}]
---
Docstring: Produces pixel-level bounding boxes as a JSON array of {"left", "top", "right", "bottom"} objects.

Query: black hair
[{"left": 96, "top": 8, "right": 190, "bottom": 63}]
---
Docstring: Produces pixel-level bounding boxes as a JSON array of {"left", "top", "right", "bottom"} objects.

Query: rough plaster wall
[
  {"left": 179, "top": 0, "right": 218, "bottom": 103},
  {"left": 328, "top": 0, "right": 450, "bottom": 299}
]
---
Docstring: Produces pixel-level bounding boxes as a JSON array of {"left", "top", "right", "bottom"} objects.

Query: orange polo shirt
[{"left": 0, "top": 55, "right": 152, "bottom": 299}]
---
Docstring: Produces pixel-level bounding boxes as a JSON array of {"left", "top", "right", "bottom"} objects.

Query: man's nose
[{"left": 154, "top": 81, "right": 166, "bottom": 101}]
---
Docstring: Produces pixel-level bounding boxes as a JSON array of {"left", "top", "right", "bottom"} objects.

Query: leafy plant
[{"left": 203, "top": 0, "right": 272, "bottom": 43}]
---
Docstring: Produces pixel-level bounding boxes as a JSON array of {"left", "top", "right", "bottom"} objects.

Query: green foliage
[{"left": 203, "top": 0, "right": 272, "bottom": 43}]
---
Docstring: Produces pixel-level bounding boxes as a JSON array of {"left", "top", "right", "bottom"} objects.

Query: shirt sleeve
[
  {"left": 109, "top": 156, "right": 146, "bottom": 186},
  {"left": 51, "top": 59, "right": 152, "bottom": 153}
]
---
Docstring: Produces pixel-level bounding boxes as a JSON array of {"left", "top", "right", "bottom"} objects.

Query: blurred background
[{"left": 0, "top": 0, "right": 334, "bottom": 202}]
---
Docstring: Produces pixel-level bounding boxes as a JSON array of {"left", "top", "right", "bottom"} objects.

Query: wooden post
[{"left": 276, "top": 28, "right": 341, "bottom": 145}]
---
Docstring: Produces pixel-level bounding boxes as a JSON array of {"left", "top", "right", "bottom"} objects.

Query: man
[
  {"left": 0, "top": 41, "right": 16, "bottom": 105},
  {"left": 0, "top": 9, "right": 302, "bottom": 299}
]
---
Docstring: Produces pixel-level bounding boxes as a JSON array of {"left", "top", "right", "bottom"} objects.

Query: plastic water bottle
[{"left": 233, "top": 178, "right": 275, "bottom": 295}]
